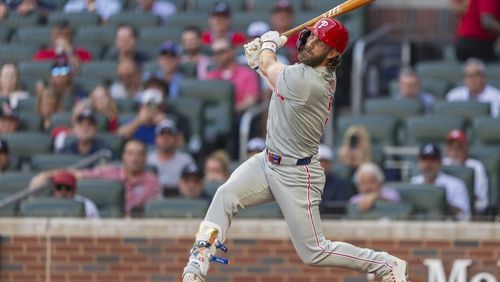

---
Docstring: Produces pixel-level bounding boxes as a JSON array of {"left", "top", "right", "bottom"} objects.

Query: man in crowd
[
  {"left": 106, "top": 24, "right": 150, "bottom": 64},
  {"left": 178, "top": 163, "right": 209, "bottom": 200},
  {"left": 181, "top": 26, "right": 211, "bottom": 80},
  {"left": 110, "top": 58, "right": 144, "bottom": 100},
  {"left": 411, "top": 143, "right": 471, "bottom": 220},
  {"left": 396, "top": 68, "right": 435, "bottom": 113},
  {"left": 144, "top": 41, "right": 183, "bottom": 99},
  {"left": 201, "top": 1, "right": 246, "bottom": 46},
  {"left": 270, "top": 0, "right": 299, "bottom": 61}
]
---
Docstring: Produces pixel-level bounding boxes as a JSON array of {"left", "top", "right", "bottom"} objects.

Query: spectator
[
  {"left": 58, "top": 109, "right": 113, "bottom": 159},
  {"left": 246, "top": 137, "right": 265, "bottom": 158},
  {"left": 0, "top": 0, "right": 54, "bottom": 19},
  {"left": 396, "top": 67, "right": 435, "bottom": 113},
  {"left": 106, "top": 24, "right": 150, "bottom": 65},
  {"left": 110, "top": 58, "right": 144, "bottom": 100},
  {"left": 117, "top": 88, "right": 167, "bottom": 145},
  {"left": 201, "top": 1, "right": 246, "bottom": 46},
  {"left": 446, "top": 58, "right": 500, "bottom": 117},
  {"left": 74, "top": 139, "right": 160, "bottom": 215},
  {"left": 320, "top": 144, "right": 353, "bottom": 212},
  {"left": 147, "top": 119, "right": 194, "bottom": 195},
  {"left": 181, "top": 26, "right": 211, "bottom": 80},
  {"left": 178, "top": 163, "right": 209, "bottom": 199},
  {"left": 143, "top": 41, "right": 183, "bottom": 99},
  {"left": 29, "top": 170, "right": 99, "bottom": 218},
  {"left": 411, "top": 143, "right": 471, "bottom": 221},
  {"left": 206, "top": 38, "right": 259, "bottom": 114},
  {"left": 270, "top": 0, "right": 299, "bottom": 62},
  {"left": 35, "top": 87, "right": 63, "bottom": 131},
  {"left": 63, "top": 0, "right": 121, "bottom": 21},
  {"left": 0, "top": 138, "right": 10, "bottom": 173},
  {"left": 452, "top": 0, "right": 500, "bottom": 61},
  {"left": 350, "top": 162, "right": 400, "bottom": 212},
  {"left": 204, "top": 149, "right": 230, "bottom": 183},
  {"left": 0, "top": 102, "right": 20, "bottom": 134},
  {"left": 338, "top": 125, "right": 372, "bottom": 170},
  {"left": 443, "top": 129, "right": 489, "bottom": 213},
  {"left": 33, "top": 20, "right": 92, "bottom": 66},
  {"left": 136, "top": 0, "right": 176, "bottom": 24},
  {"left": 88, "top": 86, "right": 119, "bottom": 132},
  {"left": 0, "top": 63, "right": 29, "bottom": 109}
]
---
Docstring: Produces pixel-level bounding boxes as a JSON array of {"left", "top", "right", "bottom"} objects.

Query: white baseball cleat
[
  {"left": 182, "top": 273, "right": 203, "bottom": 282},
  {"left": 382, "top": 255, "right": 408, "bottom": 282}
]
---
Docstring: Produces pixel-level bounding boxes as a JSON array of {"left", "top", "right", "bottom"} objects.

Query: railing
[{"left": 0, "top": 149, "right": 113, "bottom": 210}]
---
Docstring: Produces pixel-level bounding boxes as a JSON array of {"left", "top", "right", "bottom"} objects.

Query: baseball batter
[{"left": 182, "top": 19, "right": 408, "bottom": 282}]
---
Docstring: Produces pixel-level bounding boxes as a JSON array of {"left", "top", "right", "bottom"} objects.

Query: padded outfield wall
[{"left": 0, "top": 219, "right": 499, "bottom": 282}]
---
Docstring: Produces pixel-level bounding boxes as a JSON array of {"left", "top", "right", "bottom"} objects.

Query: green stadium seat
[
  {"left": 20, "top": 198, "right": 85, "bottom": 218},
  {"left": 421, "top": 78, "right": 450, "bottom": 99},
  {"left": 0, "top": 26, "right": 9, "bottom": 42},
  {"left": 108, "top": 12, "right": 160, "bottom": 28},
  {"left": 346, "top": 201, "right": 413, "bottom": 220},
  {"left": 166, "top": 13, "right": 208, "bottom": 30},
  {"left": 0, "top": 43, "right": 37, "bottom": 64},
  {"left": 203, "top": 181, "right": 223, "bottom": 198},
  {"left": 2, "top": 132, "right": 52, "bottom": 162},
  {"left": 485, "top": 64, "right": 500, "bottom": 79},
  {"left": 236, "top": 202, "right": 283, "bottom": 219},
  {"left": 144, "top": 198, "right": 209, "bottom": 218},
  {"left": 337, "top": 114, "right": 398, "bottom": 146},
  {"left": 0, "top": 193, "right": 17, "bottom": 216},
  {"left": 363, "top": 98, "right": 422, "bottom": 122},
  {"left": 115, "top": 98, "right": 138, "bottom": 113},
  {"left": 170, "top": 97, "right": 203, "bottom": 145},
  {"left": 3, "top": 13, "right": 41, "bottom": 31},
  {"left": 0, "top": 172, "right": 36, "bottom": 194},
  {"left": 43, "top": 0, "right": 67, "bottom": 9},
  {"left": 231, "top": 12, "right": 270, "bottom": 32},
  {"left": 470, "top": 147, "right": 500, "bottom": 210},
  {"left": 16, "top": 96, "right": 37, "bottom": 112},
  {"left": 18, "top": 112, "right": 42, "bottom": 131},
  {"left": 404, "top": 115, "right": 465, "bottom": 146},
  {"left": 433, "top": 101, "right": 490, "bottom": 123},
  {"left": 442, "top": 165, "right": 475, "bottom": 214},
  {"left": 75, "top": 42, "right": 104, "bottom": 60},
  {"left": 416, "top": 61, "right": 463, "bottom": 88},
  {"left": 6, "top": 154, "right": 20, "bottom": 171},
  {"left": 74, "top": 76, "right": 104, "bottom": 94},
  {"left": 30, "top": 154, "right": 82, "bottom": 172},
  {"left": 77, "top": 179, "right": 124, "bottom": 217},
  {"left": 49, "top": 111, "right": 72, "bottom": 129},
  {"left": 47, "top": 12, "right": 100, "bottom": 28},
  {"left": 195, "top": 0, "right": 245, "bottom": 11},
  {"left": 95, "top": 133, "right": 124, "bottom": 157},
  {"left": 12, "top": 26, "right": 52, "bottom": 47},
  {"left": 390, "top": 183, "right": 447, "bottom": 220},
  {"left": 81, "top": 61, "right": 118, "bottom": 81},
  {"left": 75, "top": 25, "right": 116, "bottom": 47},
  {"left": 472, "top": 117, "right": 500, "bottom": 148},
  {"left": 18, "top": 61, "right": 52, "bottom": 80},
  {"left": 179, "top": 63, "right": 198, "bottom": 78},
  {"left": 139, "top": 26, "right": 182, "bottom": 46}
]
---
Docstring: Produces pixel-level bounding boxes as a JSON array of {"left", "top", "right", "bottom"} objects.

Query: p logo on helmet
[{"left": 317, "top": 20, "right": 329, "bottom": 29}]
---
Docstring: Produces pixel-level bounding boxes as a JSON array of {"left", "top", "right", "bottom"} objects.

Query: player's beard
[{"left": 298, "top": 47, "right": 327, "bottom": 67}]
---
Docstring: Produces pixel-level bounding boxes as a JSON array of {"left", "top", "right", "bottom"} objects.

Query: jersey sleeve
[
  {"left": 478, "top": 0, "right": 499, "bottom": 15},
  {"left": 275, "top": 64, "right": 310, "bottom": 104}
]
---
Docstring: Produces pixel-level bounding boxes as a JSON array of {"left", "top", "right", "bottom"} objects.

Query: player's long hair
[{"left": 327, "top": 54, "right": 342, "bottom": 73}]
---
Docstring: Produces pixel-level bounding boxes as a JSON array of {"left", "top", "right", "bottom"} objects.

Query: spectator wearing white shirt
[
  {"left": 411, "top": 143, "right": 471, "bottom": 221},
  {"left": 446, "top": 58, "right": 500, "bottom": 117},
  {"left": 443, "top": 130, "right": 489, "bottom": 214},
  {"left": 64, "top": 0, "right": 122, "bottom": 21}
]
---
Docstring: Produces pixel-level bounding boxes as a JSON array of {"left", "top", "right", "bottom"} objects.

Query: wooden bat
[{"left": 282, "top": 0, "right": 376, "bottom": 37}]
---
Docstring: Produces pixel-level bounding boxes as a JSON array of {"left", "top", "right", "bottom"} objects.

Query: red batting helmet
[{"left": 299, "top": 18, "right": 349, "bottom": 54}]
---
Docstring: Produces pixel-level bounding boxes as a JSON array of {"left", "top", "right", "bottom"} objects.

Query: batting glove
[
  {"left": 260, "top": 31, "right": 287, "bottom": 53},
  {"left": 244, "top": 38, "right": 261, "bottom": 70}
]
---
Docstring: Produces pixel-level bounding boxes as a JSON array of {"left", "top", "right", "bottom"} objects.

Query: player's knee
[
  {"left": 298, "top": 250, "right": 324, "bottom": 267},
  {"left": 212, "top": 184, "right": 239, "bottom": 211}
]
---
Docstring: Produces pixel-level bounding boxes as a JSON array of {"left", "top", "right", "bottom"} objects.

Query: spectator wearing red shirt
[
  {"left": 201, "top": 1, "right": 246, "bottom": 46},
  {"left": 270, "top": 0, "right": 300, "bottom": 62},
  {"left": 452, "top": 0, "right": 500, "bottom": 61},
  {"left": 206, "top": 38, "right": 259, "bottom": 115},
  {"left": 33, "top": 20, "right": 92, "bottom": 66}
]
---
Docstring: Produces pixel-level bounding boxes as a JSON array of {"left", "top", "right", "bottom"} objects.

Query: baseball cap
[
  {"left": 0, "top": 102, "right": 19, "bottom": 120},
  {"left": 318, "top": 144, "right": 333, "bottom": 161},
  {"left": 159, "top": 41, "right": 179, "bottom": 56},
  {"left": 140, "top": 88, "right": 163, "bottom": 106},
  {"left": 272, "top": 0, "right": 294, "bottom": 13},
  {"left": 181, "top": 163, "right": 203, "bottom": 179},
  {"left": 446, "top": 129, "right": 468, "bottom": 145},
  {"left": 211, "top": 1, "right": 231, "bottom": 16},
  {"left": 247, "top": 137, "right": 265, "bottom": 152},
  {"left": 155, "top": 119, "right": 178, "bottom": 135},
  {"left": 76, "top": 109, "right": 97, "bottom": 124},
  {"left": 247, "top": 21, "right": 270, "bottom": 38},
  {"left": 419, "top": 143, "right": 441, "bottom": 159},
  {"left": 53, "top": 170, "right": 76, "bottom": 189},
  {"left": 0, "top": 139, "right": 9, "bottom": 154}
]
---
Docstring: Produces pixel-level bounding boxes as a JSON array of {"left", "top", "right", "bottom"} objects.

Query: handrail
[
  {"left": 239, "top": 102, "right": 268, "bottom": 161},
  {"left": 350, "top": 25, "right": 394, "bottom": 115},
  {"left": 0, "top": 149, "right": 113, "bottom": 210}
]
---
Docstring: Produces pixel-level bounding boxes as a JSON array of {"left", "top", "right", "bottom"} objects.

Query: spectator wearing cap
[
  {"left": 206, "top": 38, "right": 259, "bottom": 115},
  {"left": 270, "top": 0, "right": 299, "bottom": 61},
  {"left": 446, "top": 58, "right": 500, "bottom": 117},
  {"left": 117, "top": 88, "right": 167, "bottom": 145},
  {"left": 178, "top": 163, "right": 209, "bottom": 200},
  {"left": 319, "top": 144, "right": 353, "bottom": 214},
  {"left": 143, "top": 41, "right": 183, "bottom": 99},
  {"left": 181, "top": 26, "right": 212, "bottom": 80},
  {"left": 110, "top": 58, "right": 144, "bottom": 100},
  {"left": 411, "top": 143, "right": 471, "bottom": 220},
  {"left": 0, "top": 139, "right": 10, "bottom": 173},
  {"left": 204, "top": 149, "right": 230, "bottom": 183},
  {"left": 396, "top": 68, "right": 435, "bottom": 114},
  {"left": 0, "top": 102, "right": 20, "bottom": 134},
  {"left": 350, "top": 162, "right": 400, "bottom": 213},
  {"left": 443, "top": 130, "right": 489, "bottom": 213},
  {"left": 64, "top": 0, "right": 121, "bottom": 21},
  {"left": 0, "top": 63, "right": 29, "bottom": 109},
  {"left": 147, "top": 119, "right": 194, "bottom": 195},
  {"left": 201, "top": 1, "right": 246, "bottom": 46},
  {"left": 29, "top": 170, "right": 99, "bottom": 218},
  {"left": 106, "top": 24, "right": 150, "bottom": 65},
  {"left": 246, "top": 137, "right": 265, "bottom": 159},
  {"left": 58, "top": 109, "right": 114, "bottom": 160},
  {"left": 136, "top": 0, "right": 176, "bottom": 24}
]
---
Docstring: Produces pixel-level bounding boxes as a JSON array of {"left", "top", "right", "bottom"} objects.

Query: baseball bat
[{"left": 282, "top": 0, "right": 376, "bottom": 37}]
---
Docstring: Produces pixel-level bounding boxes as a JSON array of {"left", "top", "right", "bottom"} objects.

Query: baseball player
[{"left": 182, "top": 18, "right": 408, "bottom": 282}]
